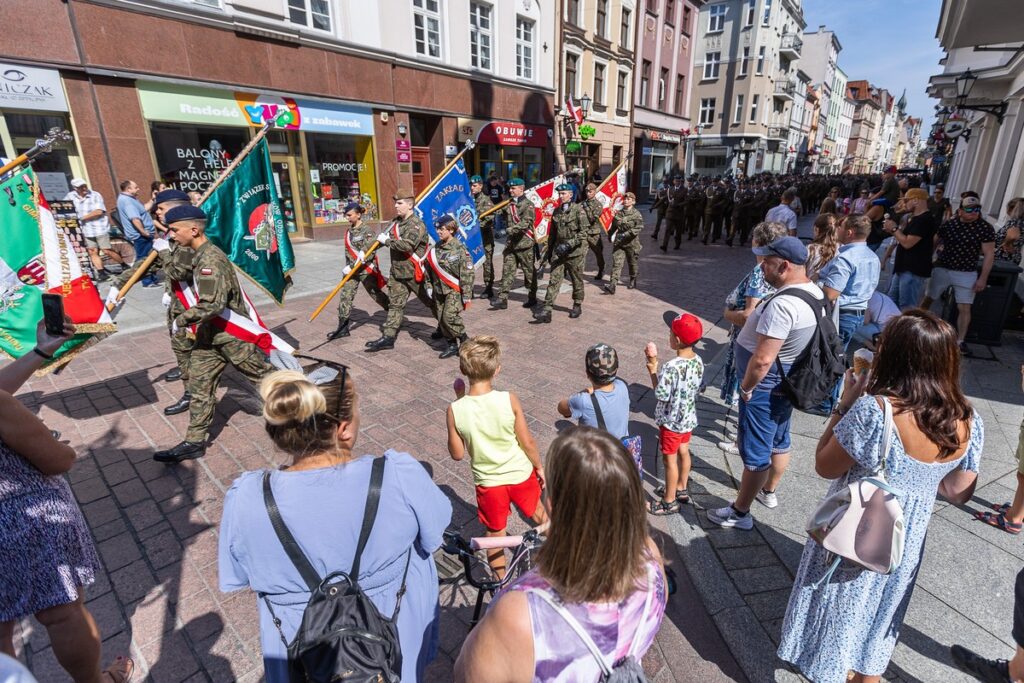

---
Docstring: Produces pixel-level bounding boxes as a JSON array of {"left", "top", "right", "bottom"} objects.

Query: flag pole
[
  {"left": 594, "top": 153, "right": 632, "bottom": 195},
  {"left": 478, "top": 198, "right": 510, "bottom": 221},
  {"left": 307, "top": 139, "right": 476, "bottom": 322},
  {"left": 0, "top": 128, "right": 73, "bottom": 178},
  {"left": 108, "top": 120, "right": 276, "bottom": 311}
]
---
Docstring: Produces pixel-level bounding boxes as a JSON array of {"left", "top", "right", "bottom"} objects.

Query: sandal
[
  {"left": 654, "top": 486, "right": 690, "bottom": 504},
  {"left": 647, "top": 499, "right": 680, "bottom": 516},
  {"left": 103, "top": 656, "right": 134, "bottom": 683},
  {"left": 992, "top": 502, "right": 1012, "bottom": 514},
  {"left": 974, "top": 510, "right": 1023, "bottom": 535}
]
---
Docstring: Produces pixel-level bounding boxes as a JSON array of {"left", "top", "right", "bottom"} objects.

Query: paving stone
[
  {"left": 718, "top": 544, "right": 782, "bottom": 570},
  {"left": 97, "top": 533, "right": 143, "bottom": 572},
  {"left": 744, "top": 588, "right": 793, "bottom": 623},
  {"left": 729, "top": 566, "right": 798, "bottom": 596}
]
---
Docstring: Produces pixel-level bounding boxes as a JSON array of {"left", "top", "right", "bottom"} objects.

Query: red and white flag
[
  {"left": 171, "top": 280, "right": 294, "bottom": 355},
  {"left": 595, "top": 163, "right": 628, "bottom": 232},
  {"left": 524, "top": 175, "right": 567, "bottom": 244},
  {"left": 565, "top": 96, "right": 584, "bottom": 126}
]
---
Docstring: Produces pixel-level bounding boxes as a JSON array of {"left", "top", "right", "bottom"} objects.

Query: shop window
[
  {"left": 305, "top": 132, "right": 377, "bottom": 225},
  {"left": 288, "top": 0, "right": 331, "bottom": 31},
  {"left": 413, "top": 0, "right": 442, "bottom": 59},
  {"left": 5, "top": 112, "right": 79, "bottom": 196},
  {"left": 148, "top": 123, "right": 249, "bottom": 194}
]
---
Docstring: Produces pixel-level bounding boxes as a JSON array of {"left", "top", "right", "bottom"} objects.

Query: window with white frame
[
  {"left": 658, "top": 67, "right": 669, "bottom": 107},
  {"left": 700, "top": 97, "right": 716, "bottom": 125},
  {"left": 734, "top": 94, "right": 744, "bottom": 123},
  {"left": 708, "top": 4, "right": 726, "bottom": 32},
  {"left": 597, "top": 0, "right": 609, "bottom": 38},
  {"left": 566, "top": 52, "right": 580, "bottom": 98},
  {"left": 515, "top": 17, "right": 534, "bottom": 80},
  {"left": 413, "top": 0, "right": 442, "bottom": 58},
  {"left": 739, "top": 47, "right": 749, "bottom": 76},
  {"left": 620, "top": 8, "right": 632, "bottom": 48},
  {"left": 703, "top": 52, "right": 721, "bottom": 79},
  {"left": 756, "top": 46, "right": 765, "bottom": 74},
  {"left": 288, "top": 0, "right": 330, "bottom": 30},
  {"left": 469, "top": 2, "right": 492, "bottom": 70},
  {"left": 745, "top": 0, "right": 755, "bottom": 26},
  {"left": 762, "top": 0, "right": 772, "bottom": 25},
  {"left": 749, "top": 94, "right": 759, "bottom": 123},
  {"left": 617, "top": 70, "right": 630, "bottom": 109},
  {"left": 594, "top": 62, "right": 607, "bottom": 105}
]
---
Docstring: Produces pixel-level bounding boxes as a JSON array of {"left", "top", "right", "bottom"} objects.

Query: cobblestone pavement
[{"left": 12, "top": 210, "right": 1022, "bottom": 682}]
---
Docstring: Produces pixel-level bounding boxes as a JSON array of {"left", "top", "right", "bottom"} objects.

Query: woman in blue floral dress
[{"left": 778, "top": 310, "right": 983, "bottom": 683}]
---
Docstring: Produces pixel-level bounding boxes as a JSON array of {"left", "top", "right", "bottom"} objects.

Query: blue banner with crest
[{"left": 414, "top": 159, "right": 484, "bottom": 267}]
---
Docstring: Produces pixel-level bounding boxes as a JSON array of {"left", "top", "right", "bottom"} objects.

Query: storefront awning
[{"left": 457, "top": 118, "right": 551, "bottom": 147}]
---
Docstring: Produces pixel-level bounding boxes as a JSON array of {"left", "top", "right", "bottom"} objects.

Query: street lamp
[
  {"left": 580, "top": 93, "right": 592, "bottom": 119},
  {"left": 953, "top": 68, "right": 1007, "bottom": 124}
]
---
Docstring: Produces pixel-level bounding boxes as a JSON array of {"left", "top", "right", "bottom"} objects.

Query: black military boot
[
  {"left": 594, "top": 269, "right": 604, "bottom": 282},
  {"left": 569, "top": 304, "right": 582, "bottom": 319},
  {"left": 482, "top": 285, "right": 494, "bottom": 300},
  {"left": 522, "top": 296, "right": 538, "bottom": 308},
  {"left": 163, "top": 392, "right": 191, "bottom": 416},
  {"left": 154, "top": 440, "right": 206, "bottom": 464},
  {"left": 628, "top": 277, "right": 637, "bottom": 290},
  {"left": 439, "top": 340, "right": 459, "bottom": 359},
  {"left": 430, "top": 326, "right": 444, "bottom": 339},
  {"left": 164, "top": 366, "right": 183, "bottom": 382},
  {"left": 327, "top": 319, "right": 350, "bottom": 341},
  {"left": 490, "top": 299, "right": 508, "bottom": 310},
  {"left": 603, "top": 282, "right": 616, "bottom": 295},
  {"left": 534, "top": 309, "right": 552, "bottom": 323},
  {"left": 651, "top": 231, "right": 659, "bottom": 240},
  {"left": 365, "top": 336, "right": 396, "bottom": 352}
]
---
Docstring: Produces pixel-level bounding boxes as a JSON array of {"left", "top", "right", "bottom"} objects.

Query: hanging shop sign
[{"left": 0, "top": 62, "right": 68, "bottom": 112}]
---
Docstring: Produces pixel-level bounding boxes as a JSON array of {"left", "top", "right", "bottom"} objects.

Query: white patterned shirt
[
  {"left": 64, "top": 190, "right": 110, "bottom": 237},
  {"left": 654, "top": 355, "right": 704, "bottom": 433}
]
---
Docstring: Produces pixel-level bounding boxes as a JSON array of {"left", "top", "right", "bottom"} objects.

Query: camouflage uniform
[
  {"left": 609, "top": 206, "right": 644, "bottom": 285},
  {"left": 173, "top": 241, "right": 273, "bottom": 443},
  {"left": 428, "top": 238, "right": 474, "bottom": 340},
  {"left": 473, "top": 191, "right": 495, "bottom": 294},
  {"left": 580, "top": 196, "right": 606, "bottom": 277},
  {"left": 543, "top": 202, "right": 587, "bottom": 312},
  {"left": 112, "top": 244, "right": 194, "bottom": 381},
  {"left": 337, "top": 222, "right": 389, "bottom": 321},
  {"left": 496, "top": 195, "right": 538, "bottom": 303},
  {"left": 381, "top": 213, "right": 435, "bottom": 338}
]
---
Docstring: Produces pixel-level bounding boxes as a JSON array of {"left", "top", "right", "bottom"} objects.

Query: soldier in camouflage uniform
[
  {"left": 535, "top": 184, "right": 587, "bottom": 323},
  {"left": 106, "top": 190, "right": 194, "bottom": 415},
  {"left": 604, "top": 192, "right": 643, "bottom": 294},
  {"left": 580, "top": 182, "right": 607, "bottom": 280},
  {"left": 470, "top": 175, "right": 495, "bottom": 299},
  {"left": 153, "top": 205, "right": 274, "bottom": 464},
  {"left": 491, "top": 177, "right": 538, "bottom": 310},
  {"left": 427, "top": 214, "right": 474, "bottom": 359},
  {"left": 327, "top": 202, "right": 389, "bottom": 342},
  {"left": 366, "top": 189, "right": 436, "bottom": 352}
]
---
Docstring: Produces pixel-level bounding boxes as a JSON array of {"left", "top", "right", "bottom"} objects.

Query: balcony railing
[
  {"left": 774, "top": 80, "right": 796, "bottom": 99},
  {"left": 767, "top": 125, "right": 788, "bottom": 140},
  {"left": 780, "top": 34, "right": 802, "bottom": 57}
]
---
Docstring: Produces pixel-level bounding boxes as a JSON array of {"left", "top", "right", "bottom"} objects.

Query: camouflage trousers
[
  {"left": 585, "top": 232, "right": 606, "bottom": 275},
  {"left": 337, "top": 273, "right": 389, "bottom": 321},
  {"left": 497, "top": 247, "right": 537, "bottom": 302},
  {"left": 382, "top": 276, "right": 436, "bottom": 338},
  {"left": 610, "top": 244, "right": 640, "bottom": 284},
  {"left": 543, "top": 251, "right": 584, "bottom": 311},
  {"left": 433, "top": 290, "right": 465, "bottom": 340},
  {"left": 482, "top": 234, "right": 495, "bottom": 288},
  {"left": 184, "top": 338, "right": 273, "bottom": 443},
  {"left": 167, "top": 304, "right": 193, "bottom": 382}
]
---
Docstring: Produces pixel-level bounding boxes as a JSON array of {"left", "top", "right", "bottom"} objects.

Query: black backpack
[
  {"left": 260, "top": 456, "right": 410, "bottom": 683},
  {"left": 771, "top": 288, "right": 846, "bottom": 411}
]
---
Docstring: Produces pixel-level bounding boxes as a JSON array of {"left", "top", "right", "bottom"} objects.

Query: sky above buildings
[{"left": 803, "top": 0, "right": 945, "bottom": 126}]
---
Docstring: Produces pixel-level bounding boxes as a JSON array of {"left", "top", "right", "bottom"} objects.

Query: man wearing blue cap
[
  {"left": 152, "top": 204, "right": 273, "bottom": 463},
  {"left": 536, "top": 184, "right": 587, "bottom": 322},
  {"left": 106, "top": 189, "right": 196, "bottom": 413},
  {"left": 327, "top": 202, "right": 389, "bottom": 341},
  {"left": 470, "top": 175, "right": 496, "bottom": 299}
]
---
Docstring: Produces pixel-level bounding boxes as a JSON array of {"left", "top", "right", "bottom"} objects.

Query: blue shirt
[
  {"left": 567, "top": 379, "right": 631, "bottom": 439},
  {"left": 116, "top": 193, "right": 154, "bottom": 241},
  {"left": 765, "top": 203, "right": 798, "bottom": 233},
  {"left": 819, "top": 242, "right": 880, "bottom": 309}
]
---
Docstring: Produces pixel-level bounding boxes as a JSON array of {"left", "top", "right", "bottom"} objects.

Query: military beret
[
  {"left": 154, "top": 189, "right": 190, "bottom": 205},
  {"left": 165, "top": 205, "right": 207, "bottom": 223},
  {"left": 393, "top": 188, "right": 415, "bottom": 201},
  {"left": 470, "top": 175, "right": 484, "bottom": 183},
  {"left": 508, "top": 178, "right": 525, "bottom": 187},
  {"left": 556, "top": 183, "right": 573, "bottom": 192},
  {"left": 434, "top": 213, "right": 457, "bottom": 228},
  {"left": 343, "top": 202, "right": 363, "bottom": 213}
]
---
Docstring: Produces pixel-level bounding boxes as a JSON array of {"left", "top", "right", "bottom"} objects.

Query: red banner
[{"left": 475, "top": 122, "right": 548, "bottom": 147}]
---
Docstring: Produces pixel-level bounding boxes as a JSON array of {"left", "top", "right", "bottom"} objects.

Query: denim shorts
[{"left": 737, "top": 387, "right": 794, "bottom": 472}]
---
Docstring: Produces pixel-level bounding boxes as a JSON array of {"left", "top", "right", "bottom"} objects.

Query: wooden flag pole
[
  {"left": 108, "top": 121, "right": 276, "bottom": 311},
  {"left": 307, "top": 139, "right": 476, "bottom": 322},
  {"left": 0, "top": 128, "right": 73, "bottom": 178},
  {"left": 478, "top": 198, "right": 510, "bottom": 220}
]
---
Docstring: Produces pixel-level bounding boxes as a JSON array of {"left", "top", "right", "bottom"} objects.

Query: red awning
[{"left": 475, "top": 122, "right": 548, "bottom": 147}]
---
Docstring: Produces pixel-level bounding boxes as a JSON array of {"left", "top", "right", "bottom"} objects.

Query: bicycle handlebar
[{"left": 471, "top": 535, "right": 524, "bottom": 550}]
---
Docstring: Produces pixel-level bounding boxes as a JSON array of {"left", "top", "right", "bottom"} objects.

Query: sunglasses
[
  {"left": 962, "top": 206, "right": 981, "bottom": 213},
  {"left": 294, "top": 353, "right": 349, "bottom": 421}
]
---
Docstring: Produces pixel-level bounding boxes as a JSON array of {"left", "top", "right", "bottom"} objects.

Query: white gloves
[
  {"left": 171, "top": 319, "right": 180, "bottom": 336},
  {"left": 342, "top": 265, "right": 352, "bottom": 276},
  {"left": 376, "top": 232, "right": 390, "bottom": 245},
  {"left": 104, "top": 287, "right": 120, "bottom": 305},
  {"left": 153, "top": 237, "right": 171, "bottom": 252},
  {"left": 161, "top": 292, "right": 172, "bottom": 309}
]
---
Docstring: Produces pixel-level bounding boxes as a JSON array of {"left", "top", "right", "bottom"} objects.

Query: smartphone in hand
[{"left": 41, "top": 293, "right": 66, "bottom": 336}]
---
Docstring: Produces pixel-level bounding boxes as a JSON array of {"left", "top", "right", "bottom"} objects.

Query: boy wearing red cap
[{"left": 644, "top": 313, "right": 704, "bottom": 515}]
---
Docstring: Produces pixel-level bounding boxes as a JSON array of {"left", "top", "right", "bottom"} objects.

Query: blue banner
[{"left": 414, "top": 159, "right": 484, "bottom": 267}]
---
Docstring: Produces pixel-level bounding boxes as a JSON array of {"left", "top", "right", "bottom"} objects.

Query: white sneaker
[
  {"left": 717, "top": 440, "right": 740, "bottom": 455},
  {"left": 756, "top": 489, "right": 779, "bottom": 509},
  {"left": 707, "top": 505, "right": 754, "bottom": 530}
]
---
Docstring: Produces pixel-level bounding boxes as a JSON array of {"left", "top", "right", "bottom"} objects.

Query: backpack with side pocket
[
  {"left": 771, "top": 287, "right": 846, "bottom": 411},
  {"left": 260, "top": 456, "right": 410, "bottom": 683},
  {"left": 588, "top": 382, "right": 643, "bottom": 475}
]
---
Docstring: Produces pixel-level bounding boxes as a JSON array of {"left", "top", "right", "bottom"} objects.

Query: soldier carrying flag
[{"left": 427, "top": 214, "right": 474, "bottom": 359}]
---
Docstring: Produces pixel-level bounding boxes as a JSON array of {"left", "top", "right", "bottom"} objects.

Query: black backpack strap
[
  {"left": 350, "top": 455, "right": 387, "bottom": 581},
  {"left": 263, "top": 472, "right": 322, "bottom": 593},
  {"left": 588, "top": 391, "right": 607, "bottom": 431},
  {"left": 770, "top": 287, "right": 830, "bottom": 379}
]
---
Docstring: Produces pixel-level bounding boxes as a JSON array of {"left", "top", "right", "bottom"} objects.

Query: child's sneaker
[
  {"left": 756, "top": 488, "right": 779, "bottom": 509},
  {"left": 707, "top": 505, "right": 753, "bottom": 530}
]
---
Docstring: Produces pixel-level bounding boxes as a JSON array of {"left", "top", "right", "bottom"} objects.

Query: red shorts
[
  {"left": 475, "top": 474, "right": 541, "bottom": 532},
  {"left": 659, "top": 426, "right": 692, "bottom": 455}
]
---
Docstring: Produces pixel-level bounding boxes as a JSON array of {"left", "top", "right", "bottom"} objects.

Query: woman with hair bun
[{"left": 217, "top": 362, "right": 452, "bottom": 681}]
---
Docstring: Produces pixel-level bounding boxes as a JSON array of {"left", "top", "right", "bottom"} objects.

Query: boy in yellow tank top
[{"left": 446, "top": 336, "right": 547, "bottom": 578}]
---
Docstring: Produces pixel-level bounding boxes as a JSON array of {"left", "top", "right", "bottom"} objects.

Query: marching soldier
[
  {"left": 366, "top": 189, "right": 436, "bottom": 352},
  {"left": 649, "top": 179, "right": 669, "bottom": 241},
  {"left": 604, "top": 192, "right": 643, "bottom": 294},
  {"left": 491, "top": 177, "right": 538, "bottom": 310},
  {"left": 685, "top": 175, "right": 705, "bottom": 241},
  {"left": 106, "top": 189, "right": 194, "bottom": 416},
  {"left": 470, "top": 175, "right": 496, "bottom": 299},
  {"left": 660, "top": 176, "right": 687, "bottom": 251},
  {"left": 427, "top": 214, "right": 474, "bottom": 359},
  {"left": 535, "top": 183, "right": 587, "bottom": 323},
  {"left": 580, "top": 182, "right": 607, "bottom": 281},
  {"left": 153, "top": 205, "right": 274, "bottom": 464},
  {"left": 327, "top": 202, "right": 389, "bottom": 341}
]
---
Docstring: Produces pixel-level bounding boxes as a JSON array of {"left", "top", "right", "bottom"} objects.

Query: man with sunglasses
[
  {"left": 920, "top": 194, "right": 996, "bottom": 352},
  {"left": 929, "top": 183, "right": 952, "bottom": 223}
]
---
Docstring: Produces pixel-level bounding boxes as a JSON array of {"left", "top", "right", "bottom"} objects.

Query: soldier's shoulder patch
[{"left": 200, "top": 267, "right": 214, "bottom": 276}]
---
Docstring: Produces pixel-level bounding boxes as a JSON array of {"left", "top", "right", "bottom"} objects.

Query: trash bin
[{"left": 941, "top": 260, "right": 1023, "bottom": 346}]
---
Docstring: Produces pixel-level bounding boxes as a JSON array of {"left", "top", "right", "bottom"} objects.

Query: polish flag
[
  {"left": 524, "top": 175, "right": 567, "bottom": 244},
  {"left": 595, "top": 164, "right": 628, "bottom": 233},
  {"left": 565, "top": 96, "right": 584, "bottom": 126}
]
